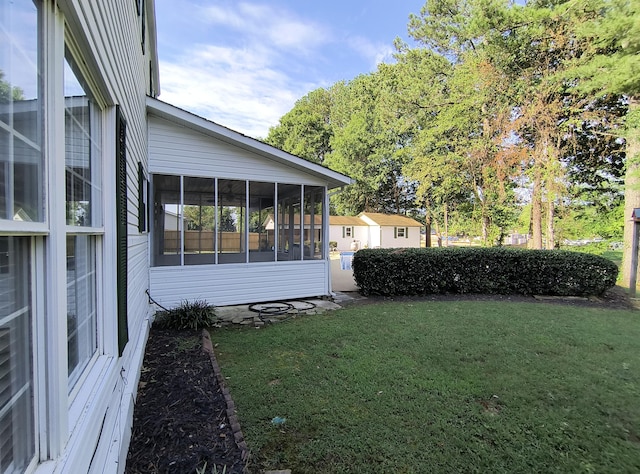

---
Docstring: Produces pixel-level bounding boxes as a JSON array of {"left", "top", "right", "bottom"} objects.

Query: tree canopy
[{"left": 266, "top": 0, "right": 633, "bottom": 256}]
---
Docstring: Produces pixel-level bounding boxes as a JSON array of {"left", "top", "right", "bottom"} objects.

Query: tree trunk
[
  {"left": 433, "top": 221, "right": 443, "bottom": 247},
  {"left": 482, "top": 213, "right": 490, "bottom": 246},
  {"left": 530, "top": 175, "right": 543, "bottom": 249},
  {"left": 621, "top": 99, "right": 640, "bottom": 286},
  {"left": 443, "top": 202, "right": 449, "bottom": 247},
  {"left": 424, "top": 210, "right": 431, "bottom": 248},
  {"left": 547, "top": 199, "right": 555, "bottom": 249}
]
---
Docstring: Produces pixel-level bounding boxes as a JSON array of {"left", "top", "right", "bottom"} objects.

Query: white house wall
[
  {"left": 149, "top": 116, "right": 331, "bottom": 186},
  {"left": 380, "top": 226, "right": 421, "bottom": 248},
  {"left": 353, "top": 226, "right": 370, "bottom": 249},
  {"left": 369, "top": 226, "right": 382, "bottom": 248},
  {"left": 150, "top": 261, "right": 328, "bottom": 308},
  {"left": 329, "top": 226, "right": 359, "bottom": 251}
]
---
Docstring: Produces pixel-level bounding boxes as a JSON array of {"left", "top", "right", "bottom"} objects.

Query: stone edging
[{"left": 201, "top": 329, "right": 250, "bottom": 470}]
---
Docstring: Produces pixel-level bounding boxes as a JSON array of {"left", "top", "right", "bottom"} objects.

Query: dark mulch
[
  {"left": 125, "top": 328, "right": 246, "bottom": 474},
  {"left": 125, "top": 287, "right": 635, "bottom": 473}
]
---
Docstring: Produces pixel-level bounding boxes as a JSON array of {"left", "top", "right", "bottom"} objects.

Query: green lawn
[{"left": 212, "top": 301, "right": 640, "bottom": 473}]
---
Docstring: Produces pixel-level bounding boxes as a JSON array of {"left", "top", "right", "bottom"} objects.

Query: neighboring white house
[
  {"left": 0, "top": 1, "right": 350, "bottom": 474},
  {"left": 329, "top": 216, "right": 370, "bottom": 251},
  {"left": 329, "top": 213, "right": 423, "bottom": 250}
]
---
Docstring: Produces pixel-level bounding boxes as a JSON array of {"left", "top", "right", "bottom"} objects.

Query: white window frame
[
  {"left": 0, "top": 2, "right": 122, "bottom": 468},
  {"left": 62, "top": 30, "right": 107, "bottom": 396},
  {"left": 0, "top": 2, "right": 46, "bottom": 470},
  {"left": 39, "top": 7, "right": 120, "bottom": 463}
]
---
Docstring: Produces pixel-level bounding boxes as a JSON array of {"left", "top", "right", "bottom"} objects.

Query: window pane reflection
[
  {"left": 66, "top": 235, "right": 97, "bottom": 390},
  {"left": 64, "top": 53, "right": 102, "bottom": 227},
  {"left": 0, "top": 2, "right": 43, "bottom": 222}
]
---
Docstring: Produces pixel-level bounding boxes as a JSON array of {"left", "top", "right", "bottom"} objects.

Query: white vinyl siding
[
  {"left": 150, "top": 261, "right": 328, "bottom": 308},
  {"left": 149, "top": 116, "right": 331, "bottom": 186}
]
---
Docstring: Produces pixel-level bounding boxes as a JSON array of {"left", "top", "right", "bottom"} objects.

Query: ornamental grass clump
[
  {"left": 154, "top": 299, "right": 218, "bottom": 330},
  {"left": 353, "top": 247, "right": 618, "bottom": 297}
]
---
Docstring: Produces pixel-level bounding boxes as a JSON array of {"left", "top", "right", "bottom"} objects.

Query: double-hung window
[
  {"left": 395, "top": 227, "right": 407, "bottom": 239},
  {"left": 64, "top": 48, "right": 102, "bottom": 392},
  {"left": 0, "top": 1, "right": 42, "bottom": 471},
  {"left": 2, "top": 1, "right": 112, "bottom": 468}
]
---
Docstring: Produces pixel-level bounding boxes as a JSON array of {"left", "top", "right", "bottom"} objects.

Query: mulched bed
[
  {"left": 125, "top": 287, "right": 635, "bottom": 473},
  {"left": 125, "top": 328, "right": 246, "bottom": 474}
]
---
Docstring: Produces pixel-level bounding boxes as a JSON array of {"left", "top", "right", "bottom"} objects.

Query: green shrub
[
  {"left": 352, "top": 247, "right": 618, "bottom": 297},
  {"left": 154, "top": 300, "right": 218, "bottom": 330}
]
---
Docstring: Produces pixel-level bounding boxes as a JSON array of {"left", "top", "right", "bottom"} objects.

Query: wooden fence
[{"left": 163, "top": 231, "right": 262, "bottom": 253}]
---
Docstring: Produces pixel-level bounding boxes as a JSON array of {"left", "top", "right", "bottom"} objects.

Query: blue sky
[{"left": 155, "top": 0, "right": 426, "bottom": 138}]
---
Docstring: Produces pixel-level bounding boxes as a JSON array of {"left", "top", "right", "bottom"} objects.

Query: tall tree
[
  {"left": 570, "top": 0, "right": 640, "bottom": 284},
  {"left": 265, "top": 88, "right": 333, "bottom": 164},
  {"left": 405, "top": 0, "right": 521, "bottom": 244}
]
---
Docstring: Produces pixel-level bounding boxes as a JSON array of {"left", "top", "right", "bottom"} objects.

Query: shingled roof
[
  {"left": 329, "top": 213, "right": 423, "bottom": 227},
  {"left": 359, "top": 213, "right": 423, "bottom": 227}
]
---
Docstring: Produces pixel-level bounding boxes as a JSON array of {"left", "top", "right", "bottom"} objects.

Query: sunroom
[{"left": 146, "top": 98, "right": 351, "bottom": 308}]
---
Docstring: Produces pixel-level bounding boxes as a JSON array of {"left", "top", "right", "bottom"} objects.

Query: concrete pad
[
  {"left": 330, "top": 255, "right": 358, "bottom": 292},
  {"left": 214, "top": 298, "right": 343, "bottom": 326}
]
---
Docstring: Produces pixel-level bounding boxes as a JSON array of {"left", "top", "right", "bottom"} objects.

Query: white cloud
[
  {"left": 347, "top": 36, "right": 396, "bottom": 69},
  {"left": 200, "top": 2, "right": 330, "bottom": 54},
  {"left": 158, "top": 44, "right": 312, "bottom": 138},
  {"left": 156, "top": 1, "right": 390, "bottom": 138}
]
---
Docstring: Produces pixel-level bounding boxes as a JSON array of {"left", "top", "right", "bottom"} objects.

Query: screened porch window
[
  {"left": 151, "top": 175, "right": 326, "bottom": 266},
  {"left": 218, "top": 179, "right": 246, "bottom": 264},
  {"left": 277, "top": 184, "right": 301, "bottom": 261},
  {"left": 183, "top": 177, "right": 215, "bottom": 265},
  {"left": 303, "top": 186, "right": 324, "bottom": 260},
  {"left": 249, "top": 182, "right": 275, "bottom": 262},
  {"left": 152, "top": 174, "right": 180, "bottom": 266}
]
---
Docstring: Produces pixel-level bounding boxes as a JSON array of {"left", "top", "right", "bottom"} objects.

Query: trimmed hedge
[{"left": 352, "top": 247, "right": 618, "bottom": 297}]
